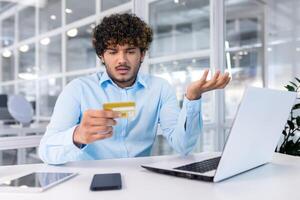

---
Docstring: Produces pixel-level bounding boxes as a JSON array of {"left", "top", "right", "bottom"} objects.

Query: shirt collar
[
  {"left": 136, "top": 73, "right": 148, "bottom": 89},
  {"left": 99, "top": 70, "right": 112, "bottom": 86},
  {"left": 98, "top": 71, "right": 148, "bottom": 89}
]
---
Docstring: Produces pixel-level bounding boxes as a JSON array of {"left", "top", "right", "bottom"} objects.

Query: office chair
[{"left": 7, "top": 95, "right": 33, "bottom": 127}]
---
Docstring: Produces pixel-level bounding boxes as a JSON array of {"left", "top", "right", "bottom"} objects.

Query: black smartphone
[{"left": 90, "top": 173, "right": 122, "bottom": 191}]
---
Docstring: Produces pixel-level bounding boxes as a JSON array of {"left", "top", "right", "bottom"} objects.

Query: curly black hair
[{"left": 92, "top": 13, "right": 153, "bottom": 56}]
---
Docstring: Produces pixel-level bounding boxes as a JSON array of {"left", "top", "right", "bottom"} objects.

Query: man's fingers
[
  {"left": 200, "top": 69, "right": 209, "bottom": 82},
  {"left": 198, "top": 70, "right": 220, "bottom": 87},
  {"left": 214, "top": 75, "right": 231, "bottom": 89},
  {"left": 200, "top": 71, "right": 230, "bottom": 90},
  {"left": 88, "top": 118, "right": 117, "bottom": 126},
  {"left": 211, "top": 70, "right": 221, "bottom": 81},
  {"left": 85, "top": 109, "right": 121, "bottom": 118},
  {"left": 87, "top": 126, "right": 113, "bottom": 134},
  {"left": 194, "top": 69, "right": 210, "bottom": 87},
  {"left": 92, "top": 132, "right": 113, "bottom": 141},
  {"left": 102, "top": 110, "right": 121, "bottom": 118},
  {"left": 218, "top": 76, "right": 231, "bottom": 89}
]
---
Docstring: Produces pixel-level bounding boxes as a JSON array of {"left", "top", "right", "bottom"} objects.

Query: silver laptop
[{"left": 142, "top": 87, "right": 297, "bottom": 182}]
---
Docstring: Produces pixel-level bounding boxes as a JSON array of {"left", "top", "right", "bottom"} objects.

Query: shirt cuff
[
  {"left": 182, "top": 96, "right": 202, "bottom": 114},
  {"left": 65, "top": 125, "right": 88, "bottom": 151}
]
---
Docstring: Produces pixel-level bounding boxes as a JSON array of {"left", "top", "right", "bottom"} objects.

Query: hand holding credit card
[{"left": 103, "top": 102, "right": 135, "bottom": 119}]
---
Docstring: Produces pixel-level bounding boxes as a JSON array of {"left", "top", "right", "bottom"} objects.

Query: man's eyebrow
[
  {"left": 126, "top": 47, "right": 138, "bottom": 50},
  {"left": 105, "top": 47, "right": 138, "bottom": 51},
  {"left": 106, "top": 48, "right": 117, "bottom": 51}
]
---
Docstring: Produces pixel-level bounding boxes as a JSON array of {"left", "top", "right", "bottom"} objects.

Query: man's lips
[{"left": 116, "top": 66, "right": 130, "bottom": 74}]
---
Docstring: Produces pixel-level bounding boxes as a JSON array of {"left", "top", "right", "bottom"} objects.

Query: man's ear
[
  {"left": 99, "top": 55, "right": 105, "bottom": 64},
  {"left": 140, "top": 51, "right": 146, "bottom": 63}
]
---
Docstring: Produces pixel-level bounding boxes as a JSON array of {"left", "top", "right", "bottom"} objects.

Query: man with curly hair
[{"left": 39, "top": 13, "right": 230, "bottom": 165}]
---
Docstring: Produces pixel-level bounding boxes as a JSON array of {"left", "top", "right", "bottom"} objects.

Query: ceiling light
[
  {"left": 2, "top": 49, "right": 12, "bottom": 58},
  {"left": 65, "top": 8, "right": 72, "bottom": 14},
  {"left": 267, "top": 47, "right": 272, "bottom": 52},
  {"left": 296, "top": 47, "right": 300, "bottom": 52},
  {"left": 18, "top": 73, "right": 38, "bottom": 80},
  {"left": 49, "top": 78, "right": 56, "bottom": 85},
  {"left": 174, "top": 0, "right": 179, "bottom": 3},
  {"left": 19, "top": 45, "right": 29, "bottom": 53},
  {"left": 40, "top": 37, "right": 51, "bottom": 45},
  {"left": 50, "top": 15, "right": 56, "bottom": 20},
  {"left": 67, "top": 28, "right": 78, "bottom": 37}
]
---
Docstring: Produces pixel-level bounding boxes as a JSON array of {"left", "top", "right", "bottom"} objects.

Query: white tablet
[{"left": 0, "top": 172, "right": 77, "bottom": 192}]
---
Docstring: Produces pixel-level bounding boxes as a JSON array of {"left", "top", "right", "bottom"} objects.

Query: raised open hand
[{"left": 186, "top": 69, "right": 231, "bottom": 100}]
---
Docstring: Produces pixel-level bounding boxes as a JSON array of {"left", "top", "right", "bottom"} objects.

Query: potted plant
[{"left": 276, "top": 77, "right": 300, "bottom": 156}]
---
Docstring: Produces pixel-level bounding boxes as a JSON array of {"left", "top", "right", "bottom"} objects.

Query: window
[
  {"left": 0, "top": 2, "right": 16, "bottom": 14},
  {"left": 18, "top": 6, "right": 36, "bottom": 41},
  {"left": 39, "top": 34, "right": 62, "bottom": 75},
  {"left": 101, "top": 0, "right": 131, "bottom": 11},
  {"left": 66, "top": 0, "right": 95, "bottom": 24},
  {"left": 39, "top": 78, "right": 62, "bottom": 116},
  {"left": 66, "top": 24, "right": 96, "bottom": 71},
  {"left": 267, "top": 0, "right": 300, "bottom": 88},
  {"left": 18, "top": 43, "right": 36, "bottom": 80},
  {"left": 1, "top": 15, "right": 15, "bottom": 47},
  {"left": 17, "top": 81, "right": 36, "bottom": 115},
  {"left": 1, "top": 50, "right": 14, "bottom": 81},
  {"left": 39, "top": 0, "right": 62, "bottom": 34},
  {"left": 225, "top": 0, "right": 264, "bottom": 121},
  {"left": 149, "top": 0, "right": 210, "bottom": 57}
]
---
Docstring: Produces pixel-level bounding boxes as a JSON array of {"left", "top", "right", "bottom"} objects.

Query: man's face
[{"left": 101, "top": 44, "right": 145, "bottom": 88}]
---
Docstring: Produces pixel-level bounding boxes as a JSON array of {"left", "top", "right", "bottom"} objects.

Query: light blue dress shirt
[{"left": 39, "top": 71, "right": 203, "bottom": 165}]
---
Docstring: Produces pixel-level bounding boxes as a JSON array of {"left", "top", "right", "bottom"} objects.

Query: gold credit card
[{"left": 103, "top": 101, "right": 135, "bottom": 118}]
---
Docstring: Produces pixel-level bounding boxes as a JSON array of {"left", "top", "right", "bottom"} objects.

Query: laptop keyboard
[{"left": 174, "top": 157, "right": 221, "bottom": 173}]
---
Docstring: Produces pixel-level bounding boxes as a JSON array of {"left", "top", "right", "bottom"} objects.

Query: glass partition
[
  {"left": 39, "top": 0, "right": 62, "bottom": 34},
  {"left": 66, "top": 23, "right": 96, "bottom": 71},
  {"left": 1, "top": 50, "right": 15, "bottom": 81},
  {"left": 39, "top": 34, "right": 62, "bottom": 75},
  {"left": 18, "top": 43, "right": 36, "bottom": 80},
  {"left": 1, "top": 15, "right": 15, "bottom": 47},
  {"left": 39, "top": 78, "right": 62, "bottom": 116},
  {"left": 225, "top": 0, "right": 264, "bottom": 121},
  {"left": 101, "top": 0, "right": 131, "bottom": 11},
  {"left": 149, "top": 0, "right": 210, "bottom": 57},
  {"left": 66, "top": 0, "right": 95, "bottom": 24},
  {"left": 18, "top": 6, "right": 36, "bottom": 41}
]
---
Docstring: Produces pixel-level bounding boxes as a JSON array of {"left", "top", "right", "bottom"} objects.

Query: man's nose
[{"left": 117, "top": 52, "right": 127, "bottom": 65}]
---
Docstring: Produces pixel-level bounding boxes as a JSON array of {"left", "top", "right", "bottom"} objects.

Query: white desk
[{"left": 0, "top": 152, "right": 299, "bottom": 200}]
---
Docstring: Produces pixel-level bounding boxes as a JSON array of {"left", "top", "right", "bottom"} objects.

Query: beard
[{"left": 104, "top": 61, "right": 142, "bottom": 87}]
